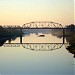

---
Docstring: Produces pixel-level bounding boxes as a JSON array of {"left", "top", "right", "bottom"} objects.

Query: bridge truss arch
[{"left": 22, "top": 21, "right": 63, "bottom": 28}]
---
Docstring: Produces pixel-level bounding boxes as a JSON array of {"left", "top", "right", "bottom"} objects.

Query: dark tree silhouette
[
  {"left": 65, "top": 24, "right": 75, "bottom": 58},
  {"left": 0, "top": 25, "right": 23, "bottom": 46}
]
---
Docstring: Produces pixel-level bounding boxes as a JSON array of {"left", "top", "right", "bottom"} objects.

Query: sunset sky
[
  {"left": 0, "top": 0, "right": 74, "bottom": 74},
  {"left": 0, "top": 0, "right": 74, "bottom": 26}
]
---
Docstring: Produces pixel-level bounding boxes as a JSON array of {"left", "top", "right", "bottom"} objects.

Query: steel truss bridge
[{"left": 1, "top": 21, "right": 67, "bottom": 51}]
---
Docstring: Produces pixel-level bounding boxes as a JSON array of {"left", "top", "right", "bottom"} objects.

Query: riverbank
[{"left": 0, "top": 25, "right": 23, "bottom": 46}]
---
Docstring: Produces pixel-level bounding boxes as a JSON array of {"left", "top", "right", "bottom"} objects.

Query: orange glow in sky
[{"left": 0, "top": 0, "right": 74, "bottom": 26}]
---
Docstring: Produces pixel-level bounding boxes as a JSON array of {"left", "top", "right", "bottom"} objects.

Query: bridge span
[{"left": 1, "top": 21, "right": 67, "bottom": 51}]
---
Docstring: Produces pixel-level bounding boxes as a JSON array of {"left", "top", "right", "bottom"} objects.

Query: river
[{"left": 0, "top": 29, "right": 74, "bottom": 75}]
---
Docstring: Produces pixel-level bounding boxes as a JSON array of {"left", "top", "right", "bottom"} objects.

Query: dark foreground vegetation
[
  {"left": 65, "top": 24, "right": 75, "bottom": 58},
  {"left": 0, "top": 25, "right": 22, "bottom": 46},
  {"left": 51, "top": 24, "right": 75, "bottom": 58}
]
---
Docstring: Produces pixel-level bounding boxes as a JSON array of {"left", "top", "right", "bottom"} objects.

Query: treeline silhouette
[
  {"left": 51, "top": 24, "right": 75, "bottom": 58},
  {"left": 65, "top": 24, "right": 75, "bottom": 58},
  {"left": 0, "top": 25, "right": 22, "bottom": 46}
]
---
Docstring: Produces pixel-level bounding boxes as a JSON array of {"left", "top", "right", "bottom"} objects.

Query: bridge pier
[
  {"left": 63, "top": 28, "right": 65, "bottom": 44},
  {"left": 8, "top": 39, "right": 11, "bottom": 43},
  {"left": 20, "top": 28, "right": 22, "bottom": 44}
]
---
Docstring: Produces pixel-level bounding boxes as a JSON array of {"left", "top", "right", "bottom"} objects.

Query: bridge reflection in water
[
  {"left": 2, "top": 21, "right": 66, "bottom": 51},
  {"left": 22, "top": 43, "right": 63, "bottom": 51},
  {"left": 3, "top": 43, "right": 63, "bottom": 51}
]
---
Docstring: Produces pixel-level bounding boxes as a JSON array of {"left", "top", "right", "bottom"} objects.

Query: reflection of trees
[
  {"left": 50, "top": 29, "right": 63, "bottom": 38},
  {"left": 22, "top": 29, "right": 51, "bottom": 36},
  {"left": 0, "top": 39, "right": 6, "bottom": 46},
  {"left": 65, "top": 24, "right": 75, "bottom": 58},
  {"left": 0, "top": 25, "right": 23, "bottom": 46},
  {"left": 66, "top": 44, "right": 75, "bottom": 58},
  {"left": 51, "top": 24, "right": 75, "bottom": 58}
]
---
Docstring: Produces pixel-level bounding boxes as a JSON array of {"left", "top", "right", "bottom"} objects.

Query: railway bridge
[{"left": 2, "top": 21, "right": 66, "bottom": 51}]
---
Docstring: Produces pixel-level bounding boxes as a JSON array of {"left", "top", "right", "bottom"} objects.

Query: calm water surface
[{"left": 0, "top": 29, "right": 74, "bottom": 75}]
